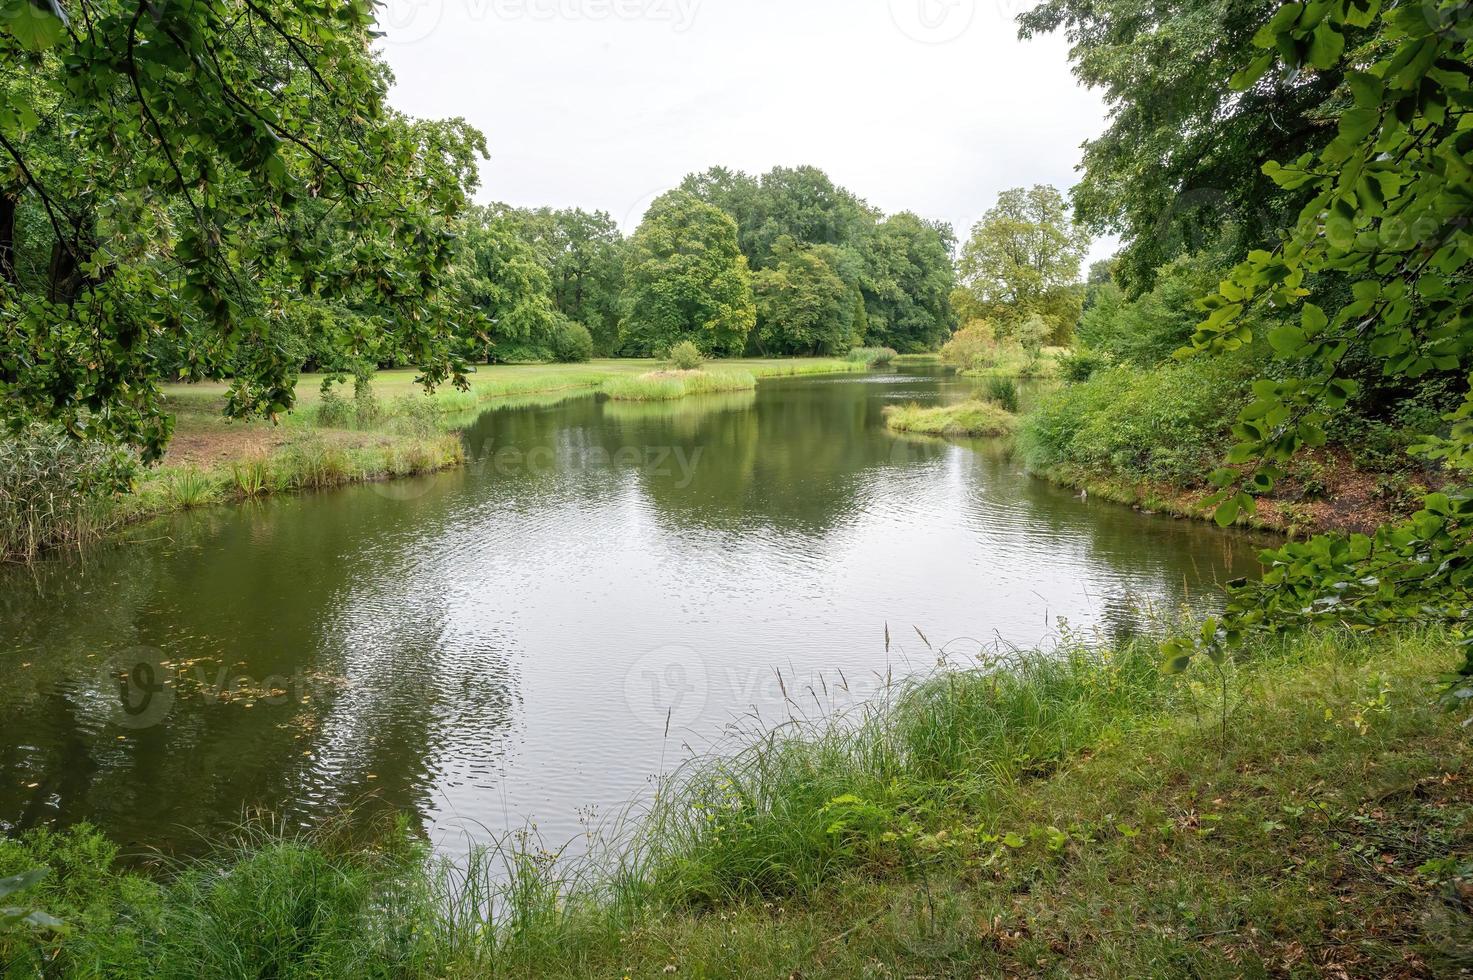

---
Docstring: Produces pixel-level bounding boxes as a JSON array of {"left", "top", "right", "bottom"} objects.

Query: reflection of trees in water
[
  {"left": 0, "top": 481, "right": 518, "bottom": 855},
  {"left": 952, "top": 449, "right": 1269, "bottom": 627}
]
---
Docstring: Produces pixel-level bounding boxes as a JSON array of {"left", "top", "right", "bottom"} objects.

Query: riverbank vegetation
[
  {"left": 3, "top": 627, "right": 1467, "bottom": 976},
  {"left": 884, "top": 400, "right": 1017, "bottom": 437}
]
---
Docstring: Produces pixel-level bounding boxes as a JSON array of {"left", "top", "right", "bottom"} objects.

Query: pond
[{"left": 0, "top": 367, "right": 1269, "bottom": 858}]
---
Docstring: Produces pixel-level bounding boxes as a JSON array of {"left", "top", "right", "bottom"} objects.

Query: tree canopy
[
  {"left": 619, "top": 191, "right": 756, "bottom": 357},
  {"left": 956, "top": 185, "right": 1088, "bottom": 344},
  {"left": 1018, "top": 0, "right": 1359, "bottom": 294},
  {"left": 0, "top": 0, "right": 485, "bottom": 459}
]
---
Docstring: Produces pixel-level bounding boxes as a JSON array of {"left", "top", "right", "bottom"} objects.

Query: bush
[
  {"left": 1057, "top": 347, "right": 1110, "bottom": 384},
  {"left": 1017, "top": 352, "right": 1255, "bottom": 483},
  {"left": 316, "top": 386, "right": 352, "bottom": 427},
  {"left": 0, "top": 425, "right": 134, "bottom": 562},
  {"left": 985, "top": 376, "right": 1020, "bottom": 413},
  {"left": 940, "top": 320, "right": 996, "bottom": 371},
  {"left": 353, "top": 375, "right": 383, "bottom": 428},
  {"left": 550, "top": 319, "right": 594, "bottom": 363},
  {"left": 668, "top": 340, "right": 705, "bottom": 371}
]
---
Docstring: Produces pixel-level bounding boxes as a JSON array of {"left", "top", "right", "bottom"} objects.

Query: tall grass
[
  {"left": 845, "top": 346, "right": 898, "bottom": 365},
  {"left": 0, "top": 628, "right": 1455, "bottom": 975},
  {"left": 0, "top": 426, "right": 134, "bottom": 562},
  {"left": 883, "top": 400, "right": 1016, "bottom": 437},
  {"left": 602, "top": 369, "right": 758, "bottom": 402}
]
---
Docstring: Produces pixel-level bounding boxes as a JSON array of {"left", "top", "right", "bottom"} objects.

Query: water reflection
[{"left": 0, "top": 368, "right": 1270, "bottom": 856}]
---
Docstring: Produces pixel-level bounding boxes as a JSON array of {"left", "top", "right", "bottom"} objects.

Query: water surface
[{"left": 0, "top": 368, "right": 1268, "bottom": 855}]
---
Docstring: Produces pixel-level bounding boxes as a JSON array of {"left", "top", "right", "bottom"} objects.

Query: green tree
[
  {"left": 0, "top": 1, "right": 484, "bottom": 459},
  {"left": 1148, "top": 0, "right": 1473, "bottom": 700},
  {"left": 518, "top": 207, "right": 625, "bottom": 355},
  {"left": 957, "top": 185, "right": 1089, "bottom": 345},
  {"left": 454, "top": 206, "right": 561, "bottom": 363},
  {"left": 681, "top": 164, "right": 875, "bottom": 270},
  {"left": 753, "top": 236, "right": 854, "bottom": 355},
  {"left": 1018, "top": 0, "right": 1362, "bottom": 294},
  {"left": 853, "top": 213, "right": 958, "bottom": 353},
  {"left": 620, "top": 191, "right": 755, "bottom": 356}
]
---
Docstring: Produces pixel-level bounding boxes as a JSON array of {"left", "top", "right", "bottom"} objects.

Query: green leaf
[
  {"left": 1308, "top": 22, "right": 1344, "bottom": 70},
  {"left": 1, "top": 0, "right": 67, "bottom": 50}
]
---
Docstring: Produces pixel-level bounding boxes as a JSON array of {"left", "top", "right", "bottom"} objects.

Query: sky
[{"left": 377, "top": 0, "right": 1119, "bottom": 264}]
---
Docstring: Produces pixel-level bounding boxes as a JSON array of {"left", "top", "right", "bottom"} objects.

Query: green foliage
[
  {"left": 455, "top": 205, "right": 564, "bottom": 363},
  {"left": 0, "top": 423, "right": 133, "bottom": 561},
  {"left": 1018, "top": 353, "right": 1256, "bottom": 484},
  {"left": 884, "top": 400, "right": 1017, "bottom": 437},
  {"left": 1158, "top": 0, "right": 1473, "bottom": 688},
  {"left": 940, "top": 320, "right": 997, "bottom": 370},
  {"left": 1018, "top": 0, "right": 1353, "bottom": 293},
  {"left": 316, "top": 387, "right": 353, "bottom": 428},
  {"left": 855, "top": 213, "right": 958, "bottom": 353},
  {"left": 620, "top": 191, "right": 756, "bottom": 356},
  {"left": 668, "top": 340, "right": 705, "bottom": 371},
  {"left": 516, "top": 207, "right": 626, "bottom": 355},
  {"left": 956, "top": 185, "right": 1088, "bottom": 344},
  {"left": 1056, "top": 347, "right": 1109, "bottom": 384},
  {"left": 0, "top": 7, "right": 485, "bottom": 458},
  {"left": 550, "top": 318, "right": 594, "bottom": 363},
  {"left": 682, "top": 166, "right": 956, "bottom": 353},
  {"left": 1078, "top": 243, "right": 1241, "bottom": 367},
  {"left": 753, "top": 236, "right": 854, "bottom": 355},
  {"left": 985, "top": 376, "right": 1021, "bottom": 413}
]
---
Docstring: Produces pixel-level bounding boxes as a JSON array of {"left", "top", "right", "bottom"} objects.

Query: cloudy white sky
[{"left": 377, "top": 0, "right": 1117, "bottom": 263}]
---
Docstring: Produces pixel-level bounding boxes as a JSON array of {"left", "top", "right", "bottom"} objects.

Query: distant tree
[
  {"left": 454, "top": 206, "right": 561, "bottom": 362},
  {"left": 681, "top": 164, "right": 876, "bottom": 270},
  {"left": 620, "top": 191, "right": 755, "bottom": 356},
  {"left": 518, "top": 208, "right": 625, "bottom": 355},
  {"left": 855, "top": 213, "right": 957, "bottom": 353},
  {"left": 957, "top": 185, "right": 1088, "bottom": 345},
  {"left": 753, "top": 237, "right": 854, "bottom": 355}
]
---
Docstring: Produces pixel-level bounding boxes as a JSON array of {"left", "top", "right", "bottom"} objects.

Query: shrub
[
  {"left": 0, "top": 426, "right": 134, "bottom": 562},
  {"left": 1017, "top": 352, "right": 1255, "bottom": 483},
  {"left": 1057, "top": 347, "right": 1109, "bottom": 384},
  {"left": 390, "top": 395, "right": 442, "bottom": 438},
  {"left": 316, "top": 386, "right": 352, "bottom": 428},
  {"left": 550, "top": 319, "right": 594, "bottom": 363},
  {"left": 845, "top": 346, "right": 898, "bottom": 366},
  {"left": 940, "top": 320, "right": 995, "bottom": 371},
  {"left": 353, "top": 375, "right": 383, "bottom": 428},
  {"left": 985, "top": 376, "right": 1020, "bottom": 413},
  {"left": 668, "top": 340, "right": 705, "bottom": 371}
]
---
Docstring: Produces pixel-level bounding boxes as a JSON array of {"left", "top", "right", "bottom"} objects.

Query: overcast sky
[{"left": 377, "top": 0, "right": 1118, "bottom": 264}]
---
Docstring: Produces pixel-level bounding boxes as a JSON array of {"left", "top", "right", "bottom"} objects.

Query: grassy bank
[
  {"left": 1, "top": 358, "right": 876, "bottom": 561},
  {"left": 4, "top": 627, "right": 1467, "bottom": 976},
  {"left": 884, "top": 399, "right": 1016, "bottom": 437},
  {"left": 602, "top": 369, "right": 758, "bottom": 402}
]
